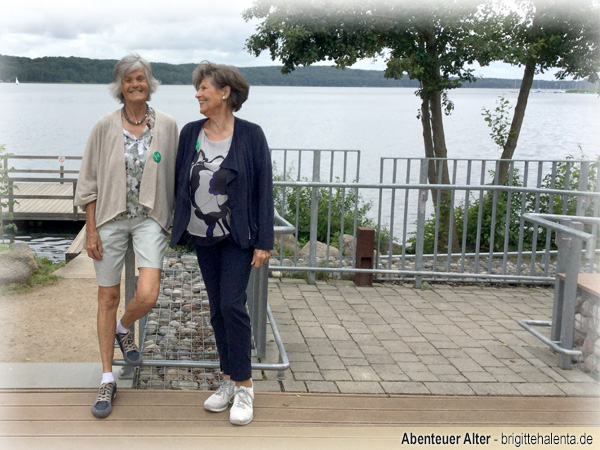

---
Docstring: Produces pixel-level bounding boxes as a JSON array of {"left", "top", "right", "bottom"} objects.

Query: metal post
[
  {"left": 354, "top": 227, "right": 374, "bottom": 286},
  {"left": 414, "top": 159, "right": 429, "bottom": 288},
  {"left": 577, "top": 162, "right": 589, "bottom": 216},
  {"left": 247, "top": 263, "right": 269, "bottom": 359},
  {"left": 72, "top": 182, "right": 78, "bottom": 216},
  {"left": 551, "top": 223, "right": 569, "bottom": 344},
  {"left": 308, "top": 151, "right": 320, "bottom": 285},
  {"left": 558, "top": 221, "right": 583, "bottom": 369},
  {"left": 60, "top": 165, "right": 64, "bottom": 184},
  {"left": 120, "top": 239, "right": 136, "bottom": 380},
  {"left": 256, "top": 263, "right": 269, "bottom": 359}
]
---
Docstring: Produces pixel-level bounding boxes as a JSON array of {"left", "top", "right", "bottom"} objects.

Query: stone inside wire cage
[{"left": 134, "top": 254, "right": 224, "bottom": 390}]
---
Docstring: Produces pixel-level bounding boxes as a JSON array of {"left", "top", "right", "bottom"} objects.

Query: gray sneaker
[
  {"left": 204, "top": 380, "right": 235, "bottom": 412},
  {"left": 116, "top": 330, "right": 143, "bottom": 366},
  {"left": 91, "top": 382, "right": 117, "bottom": 418}
]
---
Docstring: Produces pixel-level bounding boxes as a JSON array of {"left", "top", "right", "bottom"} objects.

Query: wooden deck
[
  {"left": 1, "top": 390, "right": 599, "bottom": 448},
  {"left": 3, "top": 182, "right": 84, "bottom": 221}
]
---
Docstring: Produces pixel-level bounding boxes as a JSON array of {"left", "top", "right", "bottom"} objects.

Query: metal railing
[
  {"left": 270, "top": 154, "right": 600, "bottom": 286},
  {"left": 113, "top": 212, "right": 295, "bottom": 382},
  {"left": 3, "top": 153, "right": 599, "bottom": 286}
]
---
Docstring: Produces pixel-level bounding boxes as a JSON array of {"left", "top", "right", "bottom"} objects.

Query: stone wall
[{"left": 575, "top": 291, "right": 600, "bottom": 380}]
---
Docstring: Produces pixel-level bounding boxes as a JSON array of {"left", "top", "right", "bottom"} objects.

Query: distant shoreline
[
  {"left": 2, "top": 81, "right": 598, "bottom": 94},
  {"left": 1, "top": 54, "right": 597, "bottom": 90}
]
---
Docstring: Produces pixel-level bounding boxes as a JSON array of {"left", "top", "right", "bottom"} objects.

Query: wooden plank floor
[
  {"left": 1, "top": 390, "right": 599, "bottom": 448},
  {"left": 6, "top": 183, "right": 84, "bottom": 221}
]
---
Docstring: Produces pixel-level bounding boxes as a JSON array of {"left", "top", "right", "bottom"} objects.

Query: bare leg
[
  {"left": 119, "top": 267, "right": 161, "bottom": 329},
  {"left": 97, "top": 284, "right": 121, "bottom": 374}
]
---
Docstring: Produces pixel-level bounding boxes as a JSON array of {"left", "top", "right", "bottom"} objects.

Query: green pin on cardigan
[{"left": 153, "top": 151, "right": 161, "bottom": 163}]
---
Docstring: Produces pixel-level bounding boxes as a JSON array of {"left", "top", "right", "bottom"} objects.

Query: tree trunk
[
  {"left": 420, "top": 96, "right": 438, "bottom": 202},
  {"left": 495, "top": 60, "right": 536, "bottom": 186},
  {"left": 495, "top": 1, "right": 542, "bottom": 186},
  {"left": 429, "top": 93, "right": 450, "bottom": 182},
  {"left": 429, "top": 92, "right": 459, "bottom": 252}
]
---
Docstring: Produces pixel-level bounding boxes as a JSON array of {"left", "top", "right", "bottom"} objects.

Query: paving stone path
[{"left": 255, "top": 279, "right": 600, "bottom": 397}]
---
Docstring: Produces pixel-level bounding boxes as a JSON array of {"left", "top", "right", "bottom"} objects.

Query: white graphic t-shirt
[{"left": 187, "top": 129, "right": 232, "bottom": 244}]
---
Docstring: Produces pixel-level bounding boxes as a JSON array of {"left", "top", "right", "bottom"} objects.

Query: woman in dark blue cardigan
[{"left": 171, "top": 61, "right": 273, "bottom": 426}]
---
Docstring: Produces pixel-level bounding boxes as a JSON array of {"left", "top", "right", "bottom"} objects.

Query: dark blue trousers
[{"left": 195, "top": 237, "right": 253, "bottom": 381}]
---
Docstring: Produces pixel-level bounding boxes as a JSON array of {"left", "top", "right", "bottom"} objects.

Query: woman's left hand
[{"left": 251, "top": 249, "right": 271, "bottom": 268}]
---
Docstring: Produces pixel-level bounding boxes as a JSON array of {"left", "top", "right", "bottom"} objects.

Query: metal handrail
[
  {"left": 519, "top": 213, "right": 598, "bottom": 369},
  {"left": 114, "top": 209, "right": 295, "bottom": 382},
  {"left": 522, "top": 213, "right": 599, "bottom": 241},
  {"left": 273, "top": 180, "right": 600, "bottom": 198}
]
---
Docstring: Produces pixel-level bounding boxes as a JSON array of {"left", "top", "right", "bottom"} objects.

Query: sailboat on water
[{"left": 15, "top": 77, "right": 19, "bottom": 85}]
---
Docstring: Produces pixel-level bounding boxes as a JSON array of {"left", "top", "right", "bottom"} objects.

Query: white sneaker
[
  {"left": 204, "top": 380, "right": 235, "bottom": 412},
  {"left": 229, "top": 384, "right": 254, "bottom": 426}
]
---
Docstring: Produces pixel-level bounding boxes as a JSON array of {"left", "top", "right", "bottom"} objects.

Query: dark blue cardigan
[{"left": 171, "top": 117, "right": 274, "bottom": 251}]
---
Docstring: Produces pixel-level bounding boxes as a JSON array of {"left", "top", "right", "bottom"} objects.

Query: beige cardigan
[{"left": 74, "top": 109, "right": 178, "bottom": 231}]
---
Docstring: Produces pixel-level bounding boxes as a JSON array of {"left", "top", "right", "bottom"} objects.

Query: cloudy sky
[{"left": 0, "top": 0, "right": 562, "bottom": 80}]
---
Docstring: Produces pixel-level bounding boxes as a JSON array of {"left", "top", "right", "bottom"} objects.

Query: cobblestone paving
[{"left": 254, "top": 279, "right": 600, "bottom": 397}]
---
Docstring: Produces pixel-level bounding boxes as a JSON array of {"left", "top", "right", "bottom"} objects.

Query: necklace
[{"left": 123, "top": 104, "right": 149, "bottom": 125}]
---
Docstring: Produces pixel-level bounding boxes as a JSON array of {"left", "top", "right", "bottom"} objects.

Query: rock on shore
[{"left": 0, "top": 242, "right": 38, "bottom": 285}]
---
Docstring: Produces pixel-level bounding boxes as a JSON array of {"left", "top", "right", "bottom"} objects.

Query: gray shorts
[{"left": 93, "top": 217, "right": 167, "bottom": 287}]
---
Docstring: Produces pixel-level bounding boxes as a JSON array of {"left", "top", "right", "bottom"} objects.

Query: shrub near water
[
  {"left": 408, "top": 157, "right": 599, "bottom": 255},
  {"left": 273, "top": 166, "right": 395, "bottom": 253}
]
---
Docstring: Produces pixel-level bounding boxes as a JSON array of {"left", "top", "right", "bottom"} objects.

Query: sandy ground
[{"left": 0, "top": 278, "right": 125, "bottom": 363}]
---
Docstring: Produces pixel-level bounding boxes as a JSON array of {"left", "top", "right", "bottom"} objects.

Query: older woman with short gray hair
[
  {"left": 109, "top": 54, "right": 160, "bottom": 103},
  {"left": 75, "top": 53, "right": 178, "bottom": 419}
]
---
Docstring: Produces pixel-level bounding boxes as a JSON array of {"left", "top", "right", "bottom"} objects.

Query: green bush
[{"left": 273, "top": 165, "right": 394, "bottom": 251}]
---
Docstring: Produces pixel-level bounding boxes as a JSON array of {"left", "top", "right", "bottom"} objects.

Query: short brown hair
[{"left": 192, "top": 61, "right": 249, "bottom": 112}]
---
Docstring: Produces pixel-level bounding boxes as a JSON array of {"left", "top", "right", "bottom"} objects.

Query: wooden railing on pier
[{"left": 1, "top": 155, "right": 84, "bottom": 222}]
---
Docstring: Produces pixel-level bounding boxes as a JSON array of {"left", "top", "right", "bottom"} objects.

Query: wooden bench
[{"left": 557, "top": 273, "right": 600, "bottom": 299}]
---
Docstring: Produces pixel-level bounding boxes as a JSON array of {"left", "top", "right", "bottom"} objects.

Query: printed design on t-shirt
[{"left": 189, "top": 148, "right": 230, "bottom": 238}]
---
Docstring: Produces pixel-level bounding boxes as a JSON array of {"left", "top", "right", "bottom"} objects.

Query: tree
[
  {"left": 244, "top": 0, "right": 504, "bottom": 250},
  {"left": 493, "top": 0, "right": 600, "bottom": 186}
]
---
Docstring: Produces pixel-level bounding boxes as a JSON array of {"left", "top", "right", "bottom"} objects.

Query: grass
[
  {"left": 566, "top": 89, "right": 600, "bottom": 94},
  {"left": 0, "top": 256, "right": 65, "bottom": 295}
]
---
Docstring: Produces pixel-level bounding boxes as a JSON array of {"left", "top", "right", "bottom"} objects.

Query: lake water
[
  {"left": 1, "top": 83, "right": 598, "bottom": 165},
  {"left": 1, "top": 83, "right": 599, "bottom": 260}
]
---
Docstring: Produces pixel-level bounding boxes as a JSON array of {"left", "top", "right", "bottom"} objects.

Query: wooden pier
[
  {"left": 3, "top": 181, "right": 84, "bottom": 222},
  {"left": 2, "top": 155, "right": 84, "bottom": 222}
]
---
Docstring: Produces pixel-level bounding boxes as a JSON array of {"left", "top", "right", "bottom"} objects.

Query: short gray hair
[
  {"left": 192, "top": 61, "right": 249, "bottom": 112},
  {"left": 109, "top": 54, "right": 159, "bottom": 103}
]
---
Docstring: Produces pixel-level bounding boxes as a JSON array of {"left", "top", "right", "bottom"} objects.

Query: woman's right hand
[
  {"left": 86, "top": 227, "right": 103, "bottom": 261},
  {"left": 84, "top": 201, "right": 102, "bottom": 260}
]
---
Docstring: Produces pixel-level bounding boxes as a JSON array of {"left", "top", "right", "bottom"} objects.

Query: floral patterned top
[{"left": 116, "top": 108, "right": 155, "bottom": 220}]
